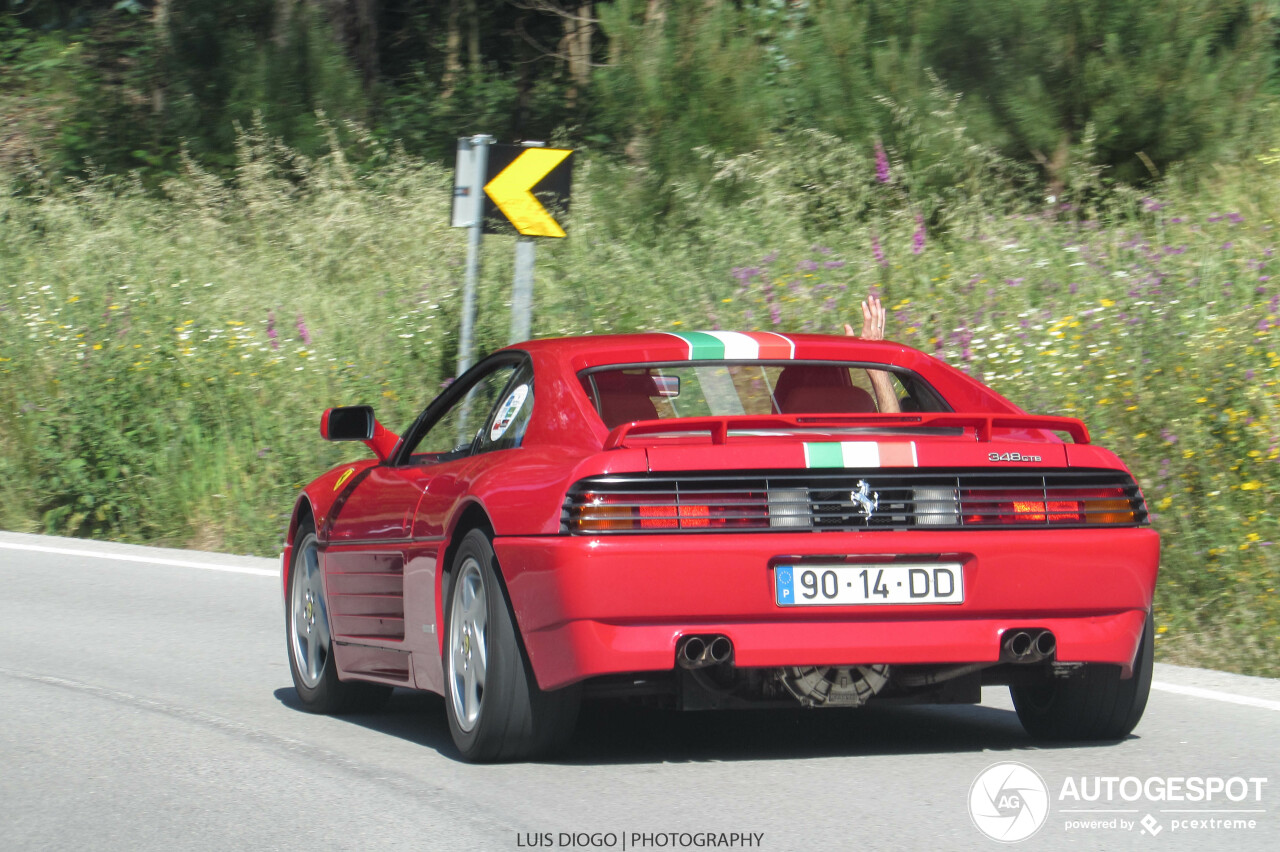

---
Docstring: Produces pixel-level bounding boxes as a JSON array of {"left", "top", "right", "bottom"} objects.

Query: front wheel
[
  {"left": 286, "top": 524, "right": 391, "bottom": 713},
  {"left": 444, "top": 529, "right": 579, "bottom": 761},
  {"left": 1011, "top": 613, "right": 1154, "bottom": 741}
]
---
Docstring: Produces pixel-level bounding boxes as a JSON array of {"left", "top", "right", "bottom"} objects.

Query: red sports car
[{"left": 283, "top": 331, "right": 1158, "bottom": 761}]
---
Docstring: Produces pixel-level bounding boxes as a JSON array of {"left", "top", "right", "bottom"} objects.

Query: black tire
[
  {"left": 286, "top": 524, "right": 392, "bottom": 714},
  {"left": 443, "top": 529, "right": 580, "bottom": 762},
  {"left": 1011, "top": 612, "right": 1154, "bottom": 741}
]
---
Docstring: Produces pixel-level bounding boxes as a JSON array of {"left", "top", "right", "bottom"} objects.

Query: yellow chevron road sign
[{"left": 482, "top": 146, "right": 574, "bottom": 238}]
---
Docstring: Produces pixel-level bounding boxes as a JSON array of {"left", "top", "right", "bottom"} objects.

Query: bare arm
[{"left": 844, "top": 295, "right": 901, "bottom": 413}]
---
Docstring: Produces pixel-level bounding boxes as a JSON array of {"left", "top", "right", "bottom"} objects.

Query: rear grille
[{"left": 563, "top": 469, "right": 1147, "bottom": 534}]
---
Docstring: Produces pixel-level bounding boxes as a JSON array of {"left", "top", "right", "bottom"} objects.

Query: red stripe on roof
[{"left": 746, "top": 332, "right": 795, "bottom": 359}]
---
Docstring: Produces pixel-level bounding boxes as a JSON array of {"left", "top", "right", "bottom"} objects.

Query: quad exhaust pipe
[
  {"left": 677, "top": 634, "right": 734, "bottom": 669},
  {"left": 1002, "top": 628, "right": 1056, "bottom": 663}
]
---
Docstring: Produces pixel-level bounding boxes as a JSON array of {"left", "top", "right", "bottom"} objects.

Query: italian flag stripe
[
  {"left": 667, "top": 331, "right": 796, "bottom": 360},
  {"left": 803, "top": 442, "right": 845, "bottom": 468},
  {"left": 803, "top": 442, "right": 918, "bottom": 468},
  {"left": 669, "top": 331, "right": 726, "bottom": 359},
  {"left": 742, "top": 331, "right": 795, "bottom": 359}
]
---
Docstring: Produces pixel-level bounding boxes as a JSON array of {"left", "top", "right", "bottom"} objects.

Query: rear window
[{"left": 581, "top": 362, "right": 948, "bottom": 429}]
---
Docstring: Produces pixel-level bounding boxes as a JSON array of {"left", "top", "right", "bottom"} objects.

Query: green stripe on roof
[
  {"left": 804, "top": 442, "right": 844, "bottom": 468},
  {"left": 671, "top": 331, "right": 726, "bottom": 360}
]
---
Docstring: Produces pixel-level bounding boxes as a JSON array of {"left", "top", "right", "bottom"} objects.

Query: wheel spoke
[
  {"left": 312, "top": 598, "right": 331, "bottom": 649},
  {"left": 472, "top": 624, "right": 487, "bottom": 686},
  {"left": 293, "top": 598, "right": 309, "bottom": 643},
  {"left": 464, "top": 657, "right": 480, "bottom": 722}
]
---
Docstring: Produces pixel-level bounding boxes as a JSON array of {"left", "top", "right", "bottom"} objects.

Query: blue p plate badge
[{"left": 775, "top": 567, "right": 795, "bottom": 606}]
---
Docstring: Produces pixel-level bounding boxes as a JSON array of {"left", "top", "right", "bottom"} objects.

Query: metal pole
[
  {"left": 457, "top": 134, "right": 492, "bottom": 378},
  {"left": 508, "top": 140, "right": 545, "bottom": 345},
  {"left": 510, "top": 238, "right": 535, "bottom": 343}
]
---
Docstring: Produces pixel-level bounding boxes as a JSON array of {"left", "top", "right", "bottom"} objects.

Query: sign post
[
  {"left": 452, "top": 134, "right": 493, "bottom": 378},
  {"left": 506, "top": 141, "right": 546, "bottom": 344}
]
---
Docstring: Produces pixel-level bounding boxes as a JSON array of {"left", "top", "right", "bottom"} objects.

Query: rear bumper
[{"left": 495, "top": 528, "right": 1159, "bottom": 691}]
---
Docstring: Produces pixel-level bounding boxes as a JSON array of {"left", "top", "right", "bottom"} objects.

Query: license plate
[{"left": 775, "top": 563, "right": 964, "bottom": 606}]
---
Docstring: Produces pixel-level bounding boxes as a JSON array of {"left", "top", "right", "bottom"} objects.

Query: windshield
[{"left": 582, "top": 362, "right": 949, "bottom": 430}]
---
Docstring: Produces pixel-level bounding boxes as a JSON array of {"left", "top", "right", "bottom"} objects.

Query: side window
[
  {"left": 406, "top": 363, "right": 519, "bottom": 462},
  {"left": 476, "top": 365, "right": 534, "bottom": 453}
]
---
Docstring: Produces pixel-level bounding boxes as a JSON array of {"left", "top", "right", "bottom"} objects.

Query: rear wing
[{"left": 602, "top": 412, "right": 1090, "bottom": 450}]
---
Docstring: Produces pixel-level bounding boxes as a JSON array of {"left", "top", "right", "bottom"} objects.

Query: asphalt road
[{"left": 1, "top": 530, "right": 1277, "bottom": 852}]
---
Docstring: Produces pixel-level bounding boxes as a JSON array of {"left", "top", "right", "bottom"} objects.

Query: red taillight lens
[
  {"left": 574, "top": 492, "right": 767, "bottom": 532},
  {"left": 961, "top": 487, "right": 1135, "bottom": 526}
]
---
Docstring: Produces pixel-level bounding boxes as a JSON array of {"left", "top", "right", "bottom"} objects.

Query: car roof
[{"left": 506, "top": 331, "right": 929, "bottom": 372}]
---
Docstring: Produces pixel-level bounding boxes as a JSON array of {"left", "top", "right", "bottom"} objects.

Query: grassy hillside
[{"left": 1, "top": 129, "right": 1275, "bottom": 675}]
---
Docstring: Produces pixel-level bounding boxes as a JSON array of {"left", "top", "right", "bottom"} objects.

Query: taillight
[
  {"left": 961, "top": 487, "right": 1136, "bottom": 526},
  {"left": 573, "top": 491, "right": 768, "bottom": 532}
]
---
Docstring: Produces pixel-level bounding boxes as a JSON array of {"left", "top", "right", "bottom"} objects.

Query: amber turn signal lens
[{"left": 1085, "top": 497, "right": 1136, "bottom": 524}]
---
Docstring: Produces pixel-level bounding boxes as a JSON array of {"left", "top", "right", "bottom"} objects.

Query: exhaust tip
[
  {"left": 1035, "top": 630, "right": 1056, "bottom": 658},
  {"left": 708, "top": 636, "right": 733, "bottom": 664},
  {"left": 677, "top": 634, "right": 733, "bottom": 669},
  {"left": 1007, "top": 631, "right": 1033, "bottom": 658},
  {"left": 680, "top": 637, "right": 706, "bottom": 665}
]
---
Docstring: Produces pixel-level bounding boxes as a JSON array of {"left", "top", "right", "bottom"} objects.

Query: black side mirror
[{"left": 321, "top": 406, "right": 375, "bottom": 441}]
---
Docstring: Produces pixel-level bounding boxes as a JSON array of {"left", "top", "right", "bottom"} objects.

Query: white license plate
[{"left": 775, "top": 563, "right": 964, "bottom": 606}]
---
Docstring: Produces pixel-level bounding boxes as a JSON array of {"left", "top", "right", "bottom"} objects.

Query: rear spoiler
[{"left": 602, "top": 412, "right": 1090, "bottom": 450}]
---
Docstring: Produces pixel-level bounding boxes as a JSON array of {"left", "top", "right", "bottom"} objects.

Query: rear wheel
[
  {"left": 1011, "top": 613, "right": 1154, "bottom": 741},
  {"left": 287, "top": 523, "right": 391, "bottom": 713},
  {"left": 444, "top": 529, "right": 579, "bottom": 762}
]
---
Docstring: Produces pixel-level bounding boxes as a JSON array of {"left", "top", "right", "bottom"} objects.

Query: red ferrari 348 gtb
[{"left": 283, "top": 331, "right": 1158, "bottom": 761}]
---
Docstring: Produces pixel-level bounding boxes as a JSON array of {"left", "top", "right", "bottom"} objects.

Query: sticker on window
[{"left": 490, "top": 384, "right": 529, "bottom": 442}]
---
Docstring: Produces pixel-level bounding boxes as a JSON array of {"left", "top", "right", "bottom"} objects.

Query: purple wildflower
[
  {"left": 760, "top": 251, "right": 779, "bottom": 265},
  {"left": 267, "top": 311, "right": 279, "bottom": 351},
  {"left": 796, "top": 259, "right": 819, "bottom": 272},
  {"left": 296, "top": 313, "right": 311, "bottom": 345},
  {"left": 912, "top": 213, "right": 926, "bottom": 255},
  {"left": 1006, "top": 277, "right": 1024, "bottom": 287},
  {"left": 1142, "top": 197, "right": 1166, "bottom": 212},
  {"left": 823, "top": 260, "right": 846, "bottom": 270},
  {"left": 871, "top": 233, "right": 887, "bottom": 268},
  {"left": 1161, "top": 429, "right": 1178, "bottom": 444},
  {"left": 812, "top": 245, "right": 833, "bottom": 255},
  {"left": 1069, "top": 281, "right": 1078, "bottom": 295},
  {"left": 1228, "top": 213, "right": 1245, "bottom": 224},
  {"left": 874, "top": 142, "right": 891, "bottom": 184}
]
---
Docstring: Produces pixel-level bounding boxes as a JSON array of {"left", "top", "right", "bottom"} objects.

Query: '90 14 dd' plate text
[{"left": 775, "top": 563, "right": 964, "bottom": 606}]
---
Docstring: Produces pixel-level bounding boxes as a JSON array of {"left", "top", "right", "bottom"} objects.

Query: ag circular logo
[{"left": 968, "top": 761, "right": 1050, "bottom": 843}]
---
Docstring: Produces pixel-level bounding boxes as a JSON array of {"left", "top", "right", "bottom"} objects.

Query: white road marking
[
  {"left": 1151, "top": 681, "right": 1280, "bottom": 712},
  {"left": 0, "top": 540, "right": 277, "bottom": 577}
]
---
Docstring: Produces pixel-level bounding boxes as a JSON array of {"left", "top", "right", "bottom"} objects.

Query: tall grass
[{"left": 0, "top": 126, "right": 1275, "bottom": 675}]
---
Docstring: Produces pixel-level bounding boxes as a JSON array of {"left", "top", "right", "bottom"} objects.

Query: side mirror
[{"left": 321, "top": 406, "right": 375, "bottom": 442}]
